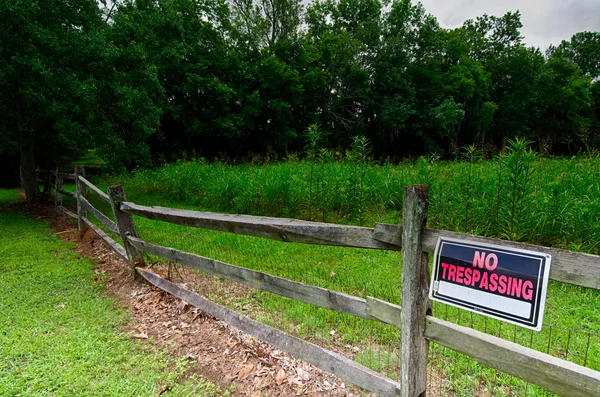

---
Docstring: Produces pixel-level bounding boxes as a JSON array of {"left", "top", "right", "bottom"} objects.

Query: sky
[{"left": 418, "top": 0, "right": 600, "bottom": 50}]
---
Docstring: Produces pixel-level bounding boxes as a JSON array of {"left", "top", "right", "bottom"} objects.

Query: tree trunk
[{"left": 19, "top": 124, "right": 40, "bottom": 203}]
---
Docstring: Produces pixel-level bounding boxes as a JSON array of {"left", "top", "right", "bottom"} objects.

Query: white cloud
[{"left": 418, "top": 0, "right": 600, "bottom": 50}]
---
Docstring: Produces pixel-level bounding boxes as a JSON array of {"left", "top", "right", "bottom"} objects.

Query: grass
[
  {"left": 67, "top": 149, "right": 600, "bottom": 396},
  {"left": 0, "top": 189, "right": 22, "bottom": 204},
  {"left": 93, "top": 148, "right": 600, "bottom": 253},
  {"left": 71, "top": 149, "right": 106, "bottom": 168},
  {"left": 0, "top": 190, "right": 232, "bottom": 397}
]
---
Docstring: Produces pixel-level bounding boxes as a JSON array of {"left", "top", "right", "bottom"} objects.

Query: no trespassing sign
[{"left": 429, "top": 238, "right": 552, "bottom": 331}]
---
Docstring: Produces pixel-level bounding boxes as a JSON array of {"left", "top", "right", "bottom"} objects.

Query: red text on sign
[{"left": 440, "top": 262, "right": 534, "bottom": 301}]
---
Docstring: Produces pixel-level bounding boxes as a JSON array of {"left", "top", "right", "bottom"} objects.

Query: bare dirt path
[{"left": 31, "top": 202, "right": 365, "bottom": 397}]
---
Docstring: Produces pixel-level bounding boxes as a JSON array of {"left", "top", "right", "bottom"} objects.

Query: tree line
[{"left": 1, "top": 0, "right": 599, "bottom": 201}]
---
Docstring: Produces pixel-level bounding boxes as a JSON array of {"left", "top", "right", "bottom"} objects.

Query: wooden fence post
[
  {"left": 55, "top": 167, "right": 63, "bottom": 208},
  {"left": 108, "top": 185, "right": 144, "bottom": 280},
  {"left": 401, "top": 184, "right": 431, "bottom": 397},
  {"left": 75, "top": 166, "right": 87, "bottom": 238}
]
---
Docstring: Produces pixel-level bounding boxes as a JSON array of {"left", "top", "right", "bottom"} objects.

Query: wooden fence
[{"left": 47, "top": 167, "right": 600, "bottom": 397}]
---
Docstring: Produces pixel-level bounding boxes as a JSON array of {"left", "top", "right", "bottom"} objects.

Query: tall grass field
[{"left": 76, "top": 140, "right": 600, "bottom": 396}]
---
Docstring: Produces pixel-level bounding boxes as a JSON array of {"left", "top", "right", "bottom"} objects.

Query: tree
[
  {"left": 230, "top": 0, "right": 302, "bottom": 49},
  {"left": 588, "top": 81, "right": 600, "bottom": 149},
  {"left": 0, "top": 0, "right": 103, "bottom": 201},
  {"left": 461, "top": 12, "right": 523, "bottom": 61},
  {"left": 550, "top": 32, "right": 600, "bottom": 79},
  {"left": 486, "top": 46, "right": 545, "bottom": 144},
  {"left": 304, "top": 0, "right": 381, "bottom": 146},
  {"left": 446, "top": 12, "right": 545, "bottom": 149},
  {"left": 546, "top": 32, "right": 598, "bottom": 152},
  {"left": 0, "top": 0, "right": 166, "bottom": 200},
  {"left": 442, "top": 57, "right": 491, "bottom": 148},
  {"left": 533, "top": 57, "right": 592, "bottom": 153},
  {"left": 108, "top": 0, "right": 238, "bottom": 160},
  {"left": 370, "top": 0, "right": 468, "bottom": 155}
]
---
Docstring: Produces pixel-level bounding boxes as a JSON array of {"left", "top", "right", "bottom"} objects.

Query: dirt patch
[{"left": 29, "top": 202, "right": 366, "bottom": 397}]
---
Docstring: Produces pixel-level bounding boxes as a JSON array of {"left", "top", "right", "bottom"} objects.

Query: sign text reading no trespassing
[{"left": 429, "top": 238, "right": 552, "bottom": 331}]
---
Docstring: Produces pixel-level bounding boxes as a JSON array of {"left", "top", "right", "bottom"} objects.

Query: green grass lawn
[{"left": 0, "top": 189, "right": 231, "bottom": 397}]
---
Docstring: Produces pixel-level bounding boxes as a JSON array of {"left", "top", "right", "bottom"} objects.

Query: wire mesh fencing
[{"left": 63, "top": 181, "right": 600, "bottom": 397}]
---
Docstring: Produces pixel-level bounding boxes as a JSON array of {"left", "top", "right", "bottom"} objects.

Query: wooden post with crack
[
  {"left": 75, "top": 166, "right": 87, "bottom": 238},
  {"left": 401, "top": 184, "right": 431, "bottom": 397},
  {"left": 108, "top": 184, "right": 144, "bottom": 280}
]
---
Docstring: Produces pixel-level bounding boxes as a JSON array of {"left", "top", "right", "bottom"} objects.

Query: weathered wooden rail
[
  {"left": 51, "top": 167, "right": 126, "bottom": 260},
  {"left": 45, "top": 167, "right": 600, "bottom": 397},
  {"left": 120, "top": 201, "right": 398, "bottom": 250},
  {"left": 122, "top": 201, "right": 600, "bottom": 290}
]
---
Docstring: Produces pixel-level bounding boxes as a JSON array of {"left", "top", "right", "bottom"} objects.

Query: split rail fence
[{"left": 46, "top": 167, "right": 600, "bottom": 397}]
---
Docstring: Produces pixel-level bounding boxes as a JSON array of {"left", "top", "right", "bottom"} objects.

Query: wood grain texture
[
  {"left": 127, "top": 236, "right": 370, "bottom": 319},
  {"left": 77, "top": 176, "right": 110, "bottom": 203},
  {"left": 373, "top": 223, "right": 600, "bottom": 290},
  {"left": 82, "top": 217, "right": 127, "bottom": 260},
  {"left": 58, "top": 206, "right": 77, "bottom": 219},
  {"left": 80, "top": 196, "right": 118, "bottom": 234},
  {"left": 120, "top": 202, "right": 399, "bottom": 251},
  {"left": 108, "top": 185, "right": 144, "bottom": 280},
  {"left": 137, "top": 267, "right": 402, "bottom": 397},
  {"left": 400, "top": 185, "right": 430, "bottom": 397},
  {"left": 366, "top": 297, "right": 401, "bottom": 328},
  {"left": 58, "top": 189, "right": 76, "bottom": 199},
  {"left": 425, "top": 316, "right": 600, "bottom": 397}
]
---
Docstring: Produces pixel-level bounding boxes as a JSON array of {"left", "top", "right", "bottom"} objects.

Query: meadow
[
  {"left": 98, "top": 139, "right": 600, "bottom": 252},
  {"left": 71, "top": 140, "right": 600, "bottom": 395}
]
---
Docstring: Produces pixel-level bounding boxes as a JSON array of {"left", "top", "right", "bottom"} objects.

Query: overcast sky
[{"left": 418, "top": 0, "right": 600, "bottom": 50}]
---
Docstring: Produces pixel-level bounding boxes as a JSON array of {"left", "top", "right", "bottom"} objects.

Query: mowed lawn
[{"left": 0, "top": 190, "right": 228, "bottom": 396}]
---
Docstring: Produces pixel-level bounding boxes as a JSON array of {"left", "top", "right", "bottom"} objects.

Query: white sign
[{"left": 429, "top": 238, "right": 552, "bottom": 331}]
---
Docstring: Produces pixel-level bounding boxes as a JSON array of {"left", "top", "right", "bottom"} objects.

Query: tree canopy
[{"left": 1, "top": 0, "right": 599, "bottom": 200}]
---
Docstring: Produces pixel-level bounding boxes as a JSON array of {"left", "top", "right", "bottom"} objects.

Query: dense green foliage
[
  {"left": 1, "top": 0, "right": 599, "bottom": 200},
  {"left": 0, "top": 192, "right": 231, "bottom": 396},
  {"left": 96, "top": 141, "right": 600, "bottom": 254},
  {"left": 0, "top": 0, "right": 162, "bottom": 198}
]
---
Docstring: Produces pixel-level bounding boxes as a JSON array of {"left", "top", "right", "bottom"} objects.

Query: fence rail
[
  {"left": 127, "top": 235, "right": 372, "bottom": 319},
  {"left": 80, "top": 196, "right": 118, "bottom": 233},
  {"left": 58, "top": 189, "right": 76, "bottom": 199},
  {"left": 424, "top": 317, "right": 600, "bottom": 397},
  {"left": 82, "top": 217, "right": 127, "bottom": 260},
  {"left": 374, "top": 224, "right": 600, "bottom": 290},
  {"left": 50, "top": 169, "right": 127, "bottom": 261},
  {"left": 57, "top": 205, "right": 77, "bottom": 219},
  {"left": 79, "top": 176, "right": 110, "bottom": 203},
  {"left": 42, "top": 167, "right": 600, "bottom": 397},
  {"left": 120, "top": 202, "right": 600, "bottom": 291},
  {"left": 120, "top": 201, "right": 398, "bottom": 250},
  {"left": 137, "top": 267, "right": 403, "bottom": 396}
]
